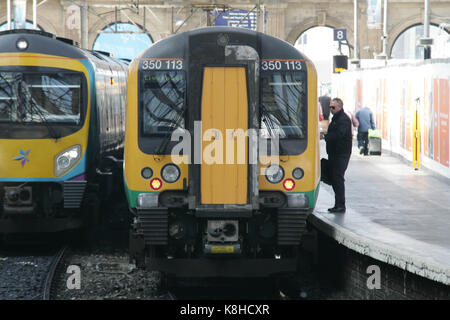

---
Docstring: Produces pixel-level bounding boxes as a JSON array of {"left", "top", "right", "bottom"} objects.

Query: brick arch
[
  {"left": 0, "top": 15, "right": 55, "bottom": 34},
  {"left": 388, "top": 14, "right": 449, "bottom": 57},
  {"left": 286, "top": 16, "right": 353, "bottom": 46},
  {"left": 29, "top": 15, "right": 57, "bottom": 34},
  {"left": 388, "top": 14, "right": 424, "bottom": 56},
  {"left": 89, "top": 17, "right": 154, "bottom": 50}
]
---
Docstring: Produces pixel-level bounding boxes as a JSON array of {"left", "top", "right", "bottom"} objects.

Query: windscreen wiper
[
  {"left": 261, "top": 104, "right": 284, "bottom": 155},
  {"left": 155, "top": 105, "right": 186, "bottom": 155},
  {"left": 19, "top": 80, "right": 61, "bottom": 140}
]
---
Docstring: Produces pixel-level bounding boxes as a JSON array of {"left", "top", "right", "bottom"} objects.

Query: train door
[{"left": 200, "top": 67, "right": 248, "bottom": 204}]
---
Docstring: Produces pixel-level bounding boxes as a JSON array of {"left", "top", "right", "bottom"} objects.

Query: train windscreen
[
  {"left": 141, "top": 71, "right": 186, "bottom": 135},
  {"left": 261, "top": 72, "right": 307, "bottom": 139},
  {"left": 0, "top": 72, "right": 82, "bottom": 124}
]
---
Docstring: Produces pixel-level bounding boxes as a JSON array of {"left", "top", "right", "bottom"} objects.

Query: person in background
[
  {"left": 324, "top": 98, "right": 352, "bottom": 214},
  {"left": 345, "top": 109, "right": 359, "bottom": 137},
  {"left": 319, "top": 95, "right": 331, "bottom": 121},
  {"left": 355, "top": 106, "right": 376, "bottom": 155},
  {"left": 318, "top": 95, "right": 331, "bottom": 138}
]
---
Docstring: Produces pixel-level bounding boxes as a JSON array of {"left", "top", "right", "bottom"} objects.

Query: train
[
  {"left": 124, "top": 26, "right": 320, "bottom": 277},
  {"left": 0, "top": 29, "right": 127, "bottom": 236}
]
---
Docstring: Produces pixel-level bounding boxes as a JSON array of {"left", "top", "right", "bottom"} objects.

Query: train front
[
  {"left": 0, "top": 30, "right": 91, "bottom": 234},
  {"left": 125, "top": 27, "right": 319, "bottom": 277}
]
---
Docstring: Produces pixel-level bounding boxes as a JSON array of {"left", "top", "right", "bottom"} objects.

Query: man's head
[{"left": 330, "top": 98, "right": 344, "bottom": 115}]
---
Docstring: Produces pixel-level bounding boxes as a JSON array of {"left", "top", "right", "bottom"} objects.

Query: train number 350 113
[
  {"left": 261, "top": 60, "right": 302, "bottom": 71},
  {"left": 141, "top": 59, "right": 183, "bottom": 70}
]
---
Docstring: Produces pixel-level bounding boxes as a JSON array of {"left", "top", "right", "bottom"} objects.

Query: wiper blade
[
  {"left": 155, "top": 106, "right": 186, "bottom": 155},
  {"left": 19, "top": 80, "right": 60, "bottom": 140},
  {"left": 261, "top": 104, "right": 284, "bottom": 154}
]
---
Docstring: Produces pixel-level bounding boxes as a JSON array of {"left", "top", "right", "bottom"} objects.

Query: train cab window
[
  {"left": 141, "top": 71, "right": 186, "bottom": 135},
  {"left": 0, "top": 72, "right": 82, "bottom": 124},
  {"left": 261, "top": 72, "right": 307, "bottom": 139}
]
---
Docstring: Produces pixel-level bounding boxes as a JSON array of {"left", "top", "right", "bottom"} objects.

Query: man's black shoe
[
  {"left": 329, "top": 207, "right": 346, "bottom": 213},
  {"left": 328, "top": 207, "right": 337, "bottom": 212}
]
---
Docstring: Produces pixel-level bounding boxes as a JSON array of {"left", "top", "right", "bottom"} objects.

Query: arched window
[
  {"left": 295, "top": 26, "right": 350, "bottom": 92},
  {"left": 0, "top": 21, "right": 42, "bottom": 31},
  {"left": 93, "top": 23, "right": 152, "bottom": 61},
  {"left": 391, "top": 24, "right": 449, "bottom": 59}
]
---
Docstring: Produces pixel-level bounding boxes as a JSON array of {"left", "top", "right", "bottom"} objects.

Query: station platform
[{"left": 311, "top": 142, "right": 450, "bottom": 285}]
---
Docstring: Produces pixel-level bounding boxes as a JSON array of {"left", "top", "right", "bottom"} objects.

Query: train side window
[{"left": 140, "top": 71, "right": 186, "bottom": 135}]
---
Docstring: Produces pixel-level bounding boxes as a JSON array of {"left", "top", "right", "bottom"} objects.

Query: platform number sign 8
[{"left": 333, "top": 29, "right": 347, "bottom": 42}]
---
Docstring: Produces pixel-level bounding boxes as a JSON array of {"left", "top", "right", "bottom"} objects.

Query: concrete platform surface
[{"left": 311, "top": 142, "right": 450, "bottom": 285}]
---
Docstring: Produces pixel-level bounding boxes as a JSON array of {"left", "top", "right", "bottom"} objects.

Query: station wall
[{"left": 332, "top": 59, "right": 450, "bottom": 178}]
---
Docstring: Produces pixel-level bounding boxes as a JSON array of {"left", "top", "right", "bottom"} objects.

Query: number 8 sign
[{"left": 333, "top": 28, "right": 347, "bottom": 42}]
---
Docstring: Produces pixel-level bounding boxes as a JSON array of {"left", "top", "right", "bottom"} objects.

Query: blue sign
[
  {"left": 333, "top": 29, "right": 347, "bottom": 41},
  {"left": 210, "top": 9, "right": 268, "bottom": 31}
]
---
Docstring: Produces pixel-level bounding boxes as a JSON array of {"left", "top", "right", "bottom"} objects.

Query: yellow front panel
[
  {"left": 259, "top": 59, "right": 320, "bottom": 192},
  {"left": 0, "top": 53, "right": 90, "bottom": 178},
  {"left": 201, "top": 67, "right": 248, "bottom": 204},
  {"left": 124, "top": 62, "right": 188, "bottom": 193}
]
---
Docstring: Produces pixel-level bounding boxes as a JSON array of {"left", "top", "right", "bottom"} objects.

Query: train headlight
[
  {"left": 161, "top": 164, "right": 180, "bottom": 183},
  {"left": 141, "top": 167, "right": 153, "bottom": 179},
  {"left": 57, "top": 156, "right": 70, "bottom": 169},
  {"left": 16, "top": 39, "right": 28, "bottom": 51},
  {"left": 54, "top": 145, "right": 81, "bottom": 177},
  {"left": 292, "top": 167, "right": 304, "bottom": 180},
  {"left": 265, "top": 165, "right": 284, "bottom": 184}
]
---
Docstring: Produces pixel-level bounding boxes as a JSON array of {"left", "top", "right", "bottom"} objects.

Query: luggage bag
[{"left": 369, "top": 137, "right": 382, "bottom": 155}]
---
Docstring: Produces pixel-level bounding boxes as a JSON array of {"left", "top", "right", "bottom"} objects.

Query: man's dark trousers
[
  {"left": 357, "top": 131, "right": 369, "bottom": 155},
  {"left": 329, "top": 154, "right": 351, "bottom": 208}
]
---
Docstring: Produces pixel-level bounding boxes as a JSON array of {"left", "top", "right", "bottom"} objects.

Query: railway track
[
  {"left": 42, "top": 245, "right": 69, "bottom": 300},
  {"left": 0, "top": 244, "right": 69, "bottom": 300}
]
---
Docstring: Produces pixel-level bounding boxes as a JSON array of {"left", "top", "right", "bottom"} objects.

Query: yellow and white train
[{"left": 124, "top": 27, "right": 319, "bottom": 277}]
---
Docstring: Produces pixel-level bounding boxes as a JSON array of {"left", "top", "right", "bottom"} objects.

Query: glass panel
[
  {"left": 0, "top": 72, "right": 82, "bottom": 124},
  {"left": 261, "top": 72, "right": 307, "bottom": 139},
  {"left": 93, "top": 23, "right": 152, "bottom": 61},
  {"left": 141, "top": 71, "right": 185, "bottom": 135}
]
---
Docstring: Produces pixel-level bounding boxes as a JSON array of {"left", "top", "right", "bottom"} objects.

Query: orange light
[
  {"left": 150, "top": 178, "right": 162, "bottom": 190},
  {"left": 283, "top": 179, "right": 295, "bottom": 191}
]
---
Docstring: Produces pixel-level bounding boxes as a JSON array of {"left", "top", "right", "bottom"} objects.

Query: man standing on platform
[
  {"left": 355, "top": 106, "right": 376, "bottom": 155},
  {"left": 324, "top": 98, "right": 352, "bottom": 213}
]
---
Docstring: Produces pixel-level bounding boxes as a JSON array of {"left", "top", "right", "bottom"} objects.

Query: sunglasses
[{"left": 330, "top": 106, "right": 336, "bottom": 110}]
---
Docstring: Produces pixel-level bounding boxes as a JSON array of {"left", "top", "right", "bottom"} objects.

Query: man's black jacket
[{"left": 325, "top": 109, "right": 352, "bottom": 156}]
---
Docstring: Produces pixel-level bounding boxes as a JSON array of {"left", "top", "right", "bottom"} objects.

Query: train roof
[
  {"left": 0, "top": 29, "right": 87, "bottom": 59},
  {"left": 0, "top": 29, "right": 128, "bottom": 70},
  {"left": 138, "top": 26, "right": 306, "bottom": 61}
]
